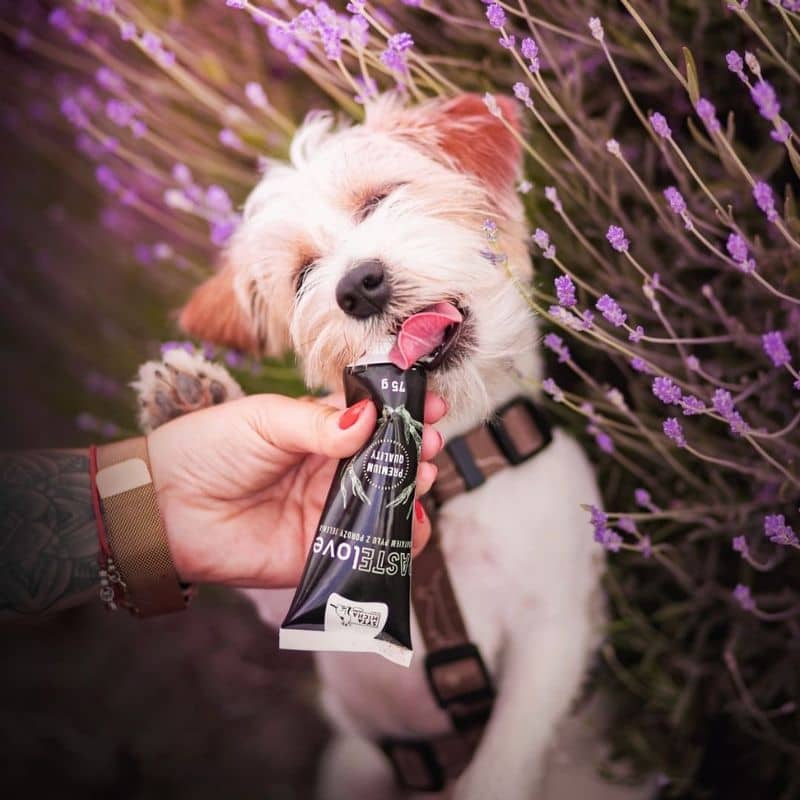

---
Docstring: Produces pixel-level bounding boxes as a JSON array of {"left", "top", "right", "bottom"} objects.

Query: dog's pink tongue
[{"left": 389, "top": 302, "right": 462, "bottom": 369}]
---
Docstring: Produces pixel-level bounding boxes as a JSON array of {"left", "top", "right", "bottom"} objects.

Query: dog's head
[{"left": 181, "top": 94, "right": 538, "bottom": 420}]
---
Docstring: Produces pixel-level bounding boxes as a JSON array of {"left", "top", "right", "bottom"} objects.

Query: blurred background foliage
[{"left": 1, "top": 1, "right": 800, "bottom": 798}]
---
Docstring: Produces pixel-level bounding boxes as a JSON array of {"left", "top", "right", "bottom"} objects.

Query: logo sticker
[{"left": 325, "top": 592, "right": 388, "bottom": 638}]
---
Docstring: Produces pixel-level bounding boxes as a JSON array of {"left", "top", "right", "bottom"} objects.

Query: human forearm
[{"left": 0, "top": 450, "right": 99, "bottom": 620}]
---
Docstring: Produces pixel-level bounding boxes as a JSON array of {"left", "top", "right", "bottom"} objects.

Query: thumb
[{"left": 253, "top": 394, "right": 378, "bottom": 459}]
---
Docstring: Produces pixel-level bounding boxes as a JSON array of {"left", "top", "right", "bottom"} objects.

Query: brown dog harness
[{"left": 381, "top": 395, "right": 552, "bottom": 792}]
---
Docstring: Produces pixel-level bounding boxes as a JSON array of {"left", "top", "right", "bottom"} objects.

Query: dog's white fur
[{"left": 137, "top": 95, "right": 646, "bottom": 800}]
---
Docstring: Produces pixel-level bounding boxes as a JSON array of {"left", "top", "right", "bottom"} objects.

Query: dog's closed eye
[
  {"left": 354, "top": 182, "right": 405, "bottom": 222},
  {"left": 295, "top": 256, "right": 318, "bottom": 293}
]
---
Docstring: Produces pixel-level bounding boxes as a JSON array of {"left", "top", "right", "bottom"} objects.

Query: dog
[{"left": 135, "top": 94, "right": 648, "bottom": 800}]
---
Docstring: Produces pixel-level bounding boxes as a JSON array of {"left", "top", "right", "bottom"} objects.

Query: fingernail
[
  {"left": 414, "top": 499, "right": 426, "bottom": 523},
  {"left": 436, "top": 430, "right": 445, "bottom": 453},
  {"left": 338, "top": 398, "right": 370, "bottom": 429}
]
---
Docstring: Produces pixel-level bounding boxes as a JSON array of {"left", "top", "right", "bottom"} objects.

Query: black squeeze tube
[{"left": 279, "top": 360, "right": 426, "bottom": 667}]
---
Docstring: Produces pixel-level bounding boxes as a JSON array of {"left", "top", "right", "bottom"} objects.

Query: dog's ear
[
  {"left": 179, "top": 263, "right": 258, "bottom": 353},
  {"left": 429, "top": 94, "right": 522, "bottom": 193}
]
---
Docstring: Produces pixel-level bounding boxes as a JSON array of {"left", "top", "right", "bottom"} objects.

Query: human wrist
[{"left": 94, "top": 436, "right": 191, "bottom": 615}]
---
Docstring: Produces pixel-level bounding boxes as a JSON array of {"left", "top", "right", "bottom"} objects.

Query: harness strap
[{"left": 382, "top": 396, "right": 552, "bottom": 792}]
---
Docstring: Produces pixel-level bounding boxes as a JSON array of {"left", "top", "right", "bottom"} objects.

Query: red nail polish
[
  {"left": 414, "top": 499, "right": 426, "bottom": 522},
  {"left": 338, "top": 398, "right": 370, "bottom": 429}
]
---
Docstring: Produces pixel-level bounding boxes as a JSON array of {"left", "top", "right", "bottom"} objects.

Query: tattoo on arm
[{"left": 0, "top": 451, "right": 98, "bottom": 619}]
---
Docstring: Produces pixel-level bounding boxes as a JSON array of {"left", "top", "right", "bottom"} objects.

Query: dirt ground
[{"left": 0, "top": 588, "right": 328, "bottom": 800}]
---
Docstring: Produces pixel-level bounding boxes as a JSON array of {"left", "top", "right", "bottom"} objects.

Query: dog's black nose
[{"left": 336, "top": 260, "right": 391, "bottom": 319}]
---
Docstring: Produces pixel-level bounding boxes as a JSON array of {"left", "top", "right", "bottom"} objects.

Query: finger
[
  {"left": 416, "top": 461, "right": 438, "bottom": 497},
  {"left": 251, "top": 393, "right": 378, "bottom": 459},
  {"left": 420, "top": 425, "right": 444, "bottom": 462},
  {"left": 424, "top": 393, "right": 448, "bottom": 424},
  {"left": 411, "top": 500, "right": 432, "bottom": 557}
]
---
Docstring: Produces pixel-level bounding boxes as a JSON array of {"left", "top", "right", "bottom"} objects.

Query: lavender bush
[{"left": 2, "top": 0, "right": 800, "bottom": 795}]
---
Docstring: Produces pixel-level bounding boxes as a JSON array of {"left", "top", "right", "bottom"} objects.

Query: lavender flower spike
[
  {"left": 544, "top": 333, "right": 570, "bottom": 363},
  {"left": 588, "top": 17, "right": 604, "bottom": 41},
  {"left": 762, "top": 331, "right": 792, "bottom": 367},
  {"left": 663, "top": 417, "right": 687, "bottom": 448},
  {"left": 664, "top": 186, "right": 687, "bottom": 215},
  {"left": 486, "top": 3, "right": 506, "bottom": 29},
  {"left": 751, "top": 80, "right": 780, "bottom": 120},
  {"left": 652, "top": 376, "right": 681, "bottom": 405},
  {"left": 733, "top": 584, "right": 756, "bottom": 612},
  {"left": 764, "top": 514, "right": 799, "bottom": 546},
  {"left": 726, "top": 50, "right": 745, "bottom": 80},
  {"left": 606, "top": 225, "right": 629, "bottom": 253},
  {"left": 726, "top": 233, "right": 756, "bottom": 274},
  {"left": 649, "top": 112, "right": 671, "bottom": 139},
  {"left": 554, "top": 275, "right": 577, "bottom": 308},
  {"left": 596, "top": 294, "right": 627, "bottom": 326},
  {"left": 753, "top": 181, "right": 778, "bottom": 222},
  {"left": 695, "top": 98, "right": 721, "bottom": 133},
  {"left": 226, "top": 0, "right": 247, "bottom": 7}
]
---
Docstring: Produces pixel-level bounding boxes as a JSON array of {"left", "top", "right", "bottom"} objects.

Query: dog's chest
[{"left": 315, "top": 473, "right": 531, "bottom": 739}]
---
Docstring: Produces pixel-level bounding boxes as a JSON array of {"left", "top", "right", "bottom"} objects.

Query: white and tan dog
[{"left": 135, "top": 95, "right": 644, "bottom": 800}]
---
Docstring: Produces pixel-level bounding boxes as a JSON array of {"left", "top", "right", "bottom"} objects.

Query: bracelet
[
  {"left": 90, "top": 437, "right": 192, "bottom": 617},
  {"left": 89, "top": 444, "right": 128, "bottom": 611}
]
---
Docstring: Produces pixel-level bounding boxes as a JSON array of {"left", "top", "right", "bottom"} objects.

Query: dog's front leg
[
  {"left": 452, "top": 613, "right": 595, "bottom": 800},
  {"left": 132, "top": 348, "right": 244, "bottom": 432}
]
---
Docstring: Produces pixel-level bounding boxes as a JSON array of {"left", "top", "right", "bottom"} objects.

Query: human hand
[{"left": 142, "top": 392, "right": 446, "bottom": 588}]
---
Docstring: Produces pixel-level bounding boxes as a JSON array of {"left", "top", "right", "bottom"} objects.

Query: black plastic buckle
[
  {"left": 425, "top": 643, "right": 495, "bottom": 727},
  {"left": 445, "top": 436, "right": 485, "bottom": 491},
  {"left": 382, "top": 738, "right": 445, "bottom": 793},
  {"left": 487, "top": 395, "right": 553, "bottom": 466}
]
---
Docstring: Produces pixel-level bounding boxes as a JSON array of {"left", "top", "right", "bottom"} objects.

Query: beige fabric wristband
[{"left": 96, "top": 437, "right": 188, "bottom": 617}]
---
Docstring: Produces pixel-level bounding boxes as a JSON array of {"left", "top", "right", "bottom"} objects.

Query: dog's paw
[{"left": 132, "top": 348, "right": 244, "bottom": 432}]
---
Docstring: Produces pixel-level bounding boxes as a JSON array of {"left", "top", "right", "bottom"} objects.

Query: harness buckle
[
  {"left": 488, "top": 396, "right": 552, "bottom": 466},
  {"left": 425, "top": 643, "right": 495, "bottom": 729},
  {"left": 381, "top": 738, "right": 445, "bottom": 792}
]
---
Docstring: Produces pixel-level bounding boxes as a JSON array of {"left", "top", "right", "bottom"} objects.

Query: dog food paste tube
[{"left": 279, "top": 355, "right": 426, "bottom": 667}]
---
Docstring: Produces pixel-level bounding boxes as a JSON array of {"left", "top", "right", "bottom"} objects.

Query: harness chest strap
[{"left": 382, "top": 396, "right": 552, "bottom": 792}]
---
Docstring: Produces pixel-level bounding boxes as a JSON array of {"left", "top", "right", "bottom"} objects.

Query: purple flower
[
  {"left": 686, "top": 355, "right": 700, "bottom": 371},
  {"left": 588, "top": 17, "right": 604, "bottom": 41},
  {"left": 95, "top": 165, "right": 121, "bottom": 193},
  {"left": 544, "top": 186, "right": 562, "bottom": 213},
  {"left": 733, "top": 584, "right": 756, "bottom": 612},
  {"left": 320, "top": 25, "right": 343, "bottom": 60},
  {"left": 513, "top": 82, "right": 532, "bottom": 107},
  {"left": 726, "top": 233, "right": 756, "bottom": 273},
  {"left": 628, "top": 325, "right": 644, "bottom": 343},
  {"left": 732, "top": 535, "right": 749, "bottom": 556},
  {"left": 695, "top": 98, "right": 721, "bottom": 132},
  {"left": 606, "top": 225, "right": 629, "bottom": 253},
  {"left": 106, "top": 99, "right": 134, "bottom": 127},
  {"left": 225, "top": 349, "right": 245, "bottom": 368},
  {"left": 664, "top": 186, "right": 687, "bottom": 215},
  {"left": 554, "top": 275, "right": 576, "bottom": 308},
  {"left": 635, "top": 488, "right": 652, "bottom": 507},
  {"left": 589, "top": 505, "right": 622, "bottom": 551},
  {"left": 206, "top": 185, "right": 233, "bottom": 214},
  {"left": 245, "top": 82, "right": 268, "bottom": 109},
  {"left": 96, "top": 67, "right": 124, "bottom": 92},
  {"left": 753, "top": 181, "right": 778, "bottom": 222},
  {"left": 119, "top": 21, "right": 136, "bottom": 41},
  {"left": 726, "top": 50, "right": 745, "bottom": 78},
  {"left": 219, "top": 128, "right": 244, "bottom": 149},
  {"left": 713, "top": 389, "right": 749, "bottom": 435},
  {"left": 532, "top": 229, "right": 555, "bottom": 258},
  {"left": 764, "top": 514, "right": 799, "bottom": 546},
  {"left": 663, "top": 417, "right": 687, "bottom": 447},
  {"left": 226, "top": 0, "right": 247, "bottom": 8},
  {"left": 590, "top": 426, "right": 615, "bottom": 453},
  {"left": 485, "top": 3, "right": 506, "bottom": 29},
  {"left": 49, "top": 9, "right": 71, "bottom": 29},
  {"left": 542, "top": 378, "right": 564, "bottom": 402},
  {"left": 596, "top": 294, "right": 627, "bottom": 327},
  {"left": 680, "top": 394, "right": 706, "bottom": 416},
  {"left": 649, "top": 112, "right": 671, "bottom": 138},
  {"left": 618, "top": 517, "right": 637, "bottom": 534},
  {"left": 639, "top": 536, "right": 653, "bottom": 558},
  {"left": 60, "top": 97, "right": 88, "bottom": 128},
  {"left": 499, "top": 34, "right": 516, "bottom": 49},
  {"left": 381, "top": 32, "right": 413, "bottom": 73},
  {"left": 751, "top": 80, "right": 780, "bottom": 119},
  {"left": 771, "top": 120, "right": 791, "bottom": 144},
  {"left": 762, "top": 330, "right": 791, "bottom": 367},
  {"left": 544, "top": 333, "right": 570, "bottom": 363},
  {"left": 652, "top": 376, "right": 682, "bottom": 405},
  {"left": 630, "top": 357, "right": 652, "bottom": 374},
  {"left": 520, "top": 37, "right": 540, "bottom": 71}
]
